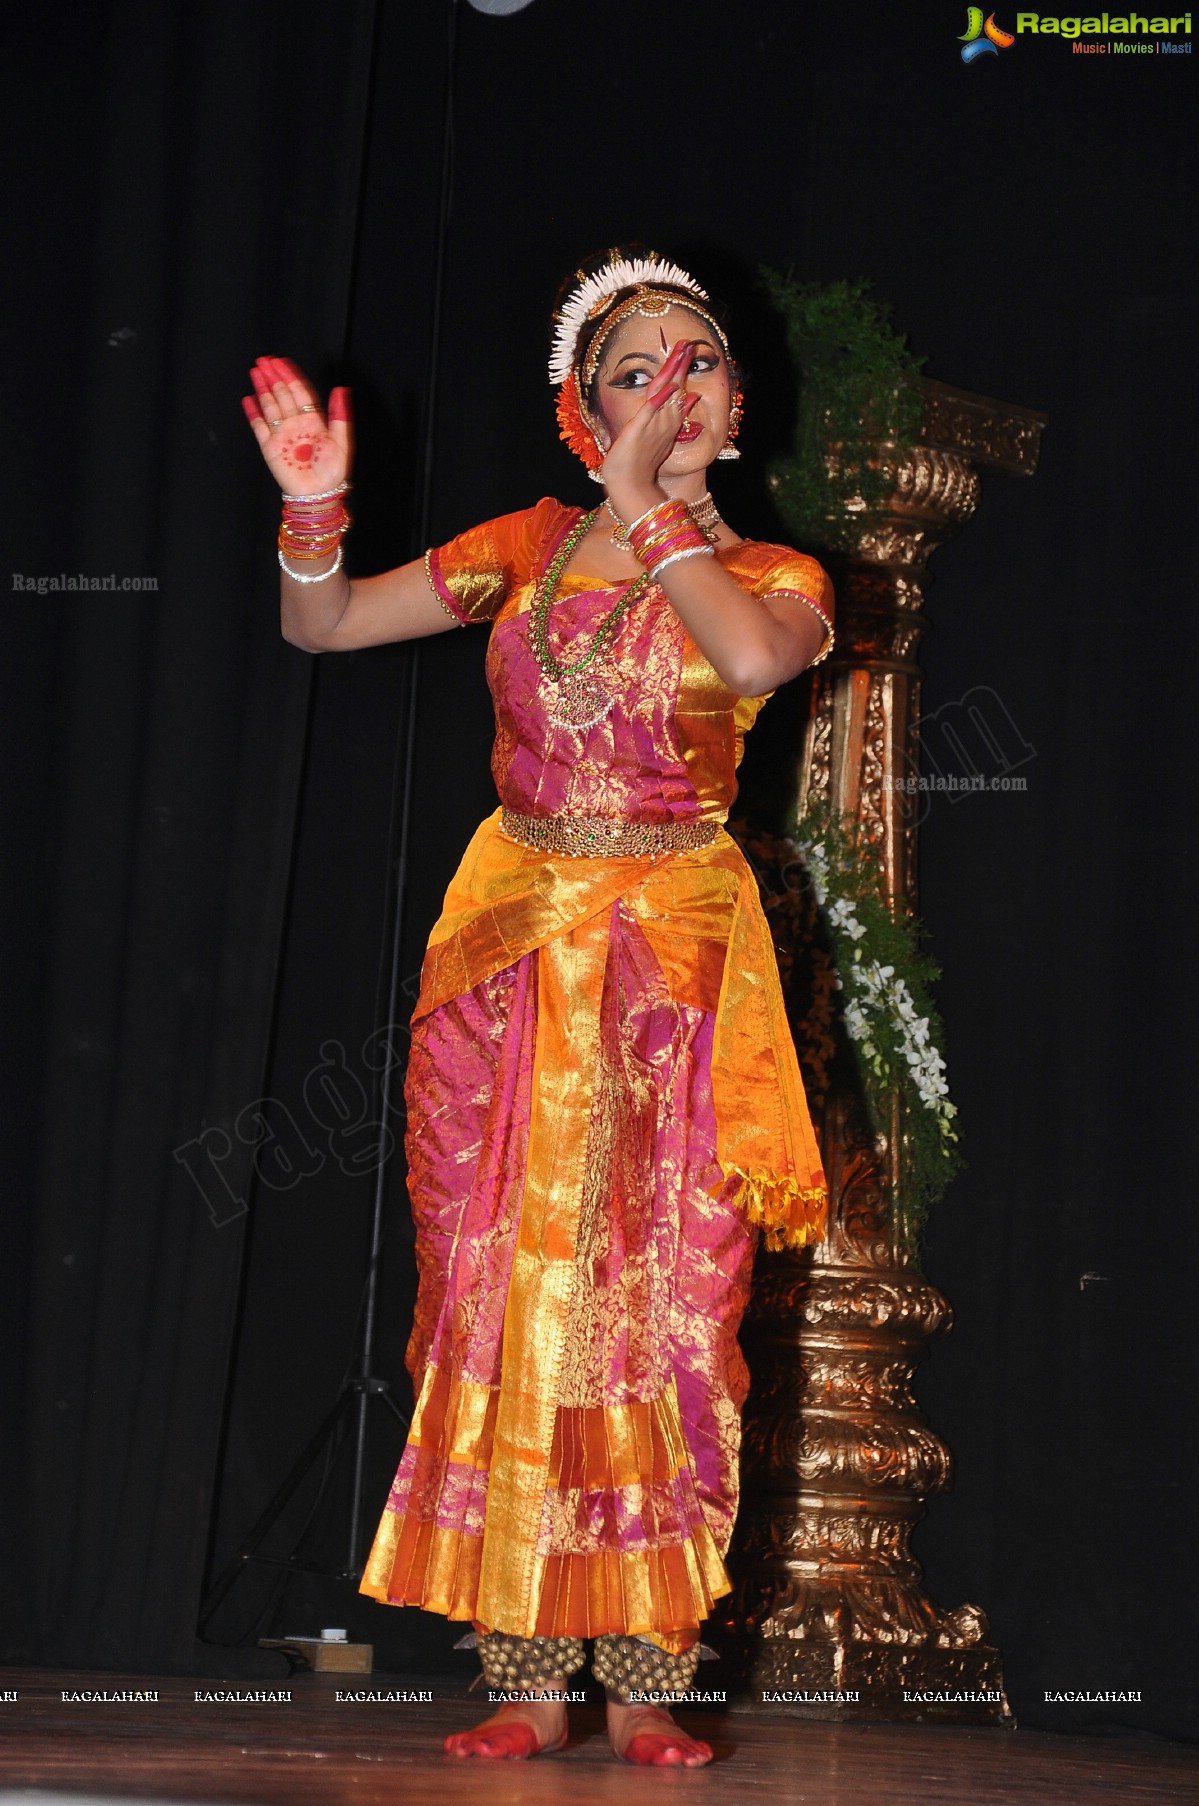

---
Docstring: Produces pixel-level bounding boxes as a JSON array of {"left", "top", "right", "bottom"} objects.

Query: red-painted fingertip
[
  {"left": 648, "top": 384, "right": 678, "bottom": 411},
  {"left": 240, "top": 395, "right": 260, "bottom": 421},
  {"left": 250, "top": 367, "right": 270, "bottom": 395},
  {"left": 328, "top": 386, "right": 350, "bottom": 422},
  {"left": 646, "top": 343, "right": 689, "bottom": 401}
]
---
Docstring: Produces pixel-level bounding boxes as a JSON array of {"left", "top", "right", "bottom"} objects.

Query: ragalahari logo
[{"left": 959, "top": 8, "right": 1016, "bottom": 59}]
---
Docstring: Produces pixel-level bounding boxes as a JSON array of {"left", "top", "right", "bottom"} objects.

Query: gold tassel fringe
[{"left": 726, "top": 1168, "right": 828, "bottom": 1252}]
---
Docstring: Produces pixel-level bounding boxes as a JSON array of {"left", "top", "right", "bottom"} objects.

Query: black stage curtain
[
  {"left": 5, "top": 0, "right": 1196, "bottom": 1741},
  {"left": 2, "top": 0, "right": 383, "bottom": 1672}
]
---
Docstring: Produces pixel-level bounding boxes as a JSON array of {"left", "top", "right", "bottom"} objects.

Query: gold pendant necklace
[
  {"left": 531, "top": 508, "right": 652, "bottom": 730},
  {"left": 545, "top": 667, "right": 617, "bottom": 730}
]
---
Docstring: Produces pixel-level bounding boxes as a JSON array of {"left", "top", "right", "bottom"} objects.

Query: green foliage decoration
[{"left": 762, "top": 272, "right": 927, "bottom": 554}]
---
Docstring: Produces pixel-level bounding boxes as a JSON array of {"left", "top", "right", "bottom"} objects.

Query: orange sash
[{"left": 415, "top": 808, "right": 827, "bottom": 1251}]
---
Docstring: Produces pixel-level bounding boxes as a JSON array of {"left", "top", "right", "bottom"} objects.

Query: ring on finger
[
  {"left": 299, "top": 404, "right": 317, "bottom": 414},
  {"left": 268, "top": 417, "right": 283, "bottom": 430}
]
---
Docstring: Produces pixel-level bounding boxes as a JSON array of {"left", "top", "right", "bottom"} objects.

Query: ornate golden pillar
[{"left": 726, "top": 380, "right": 1045, "bottom": 1721}]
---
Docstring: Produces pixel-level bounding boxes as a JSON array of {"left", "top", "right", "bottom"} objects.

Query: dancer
[{"left": 242, "top": 250, "right": 833, "bottom": 1766}]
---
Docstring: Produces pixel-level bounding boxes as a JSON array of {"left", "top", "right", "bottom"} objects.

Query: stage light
[{"left": 466, "top": 0, "right": 537, "bottom": 12}]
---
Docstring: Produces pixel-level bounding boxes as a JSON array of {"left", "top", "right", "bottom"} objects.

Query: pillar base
[{"left": 747, "top": 1632, "right": 1013, "bottom": 1723}]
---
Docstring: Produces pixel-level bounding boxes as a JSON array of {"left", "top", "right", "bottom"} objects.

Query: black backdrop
[{"left": 4, "top": 0, "right": 1196, "bottom": 1743}]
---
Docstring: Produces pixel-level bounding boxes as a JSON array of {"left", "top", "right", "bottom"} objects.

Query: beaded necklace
[{"left": 529, "top": 507, "right": 654, "bottom": 729}]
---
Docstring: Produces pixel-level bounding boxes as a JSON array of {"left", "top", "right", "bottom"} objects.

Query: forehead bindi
[{"left": 601, "top": 305, "right": 721, "bottom": 370}]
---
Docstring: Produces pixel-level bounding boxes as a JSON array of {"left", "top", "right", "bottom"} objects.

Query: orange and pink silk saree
[{"left": 361, "top": 498, "right": 830, "bottom": 1653}]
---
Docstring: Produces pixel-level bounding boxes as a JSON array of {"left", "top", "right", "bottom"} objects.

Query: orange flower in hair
[{"left": 555, "top": 378, "right": 603, "bottom": 472}]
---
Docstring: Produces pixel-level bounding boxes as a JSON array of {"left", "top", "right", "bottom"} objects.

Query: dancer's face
[{"left": 590, "top": 302, "right": 732, "bottom": 476}]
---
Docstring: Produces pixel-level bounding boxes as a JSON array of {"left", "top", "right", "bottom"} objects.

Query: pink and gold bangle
[
  {"left": 644, "top": 525, "right": 706, "bottom": 562},
  {"left": 282, "top": 496, "right": 346, "bottom": 515},
  {"left": 278, "top": 534, "right": 347, "bottom": 559},
  {"left": 607, "top": 499, "right": 665, "bottom": 549},
  {"left": 280, "top": 517, "right": 347, "bottom": 538},
  {"left": 283, "top": 502, "right": 347, "bottom": 520},
  {"left": 279, "top": 493, "right": 351, "bottom": 559},
  {"left": 625, "top": 499, "right": 690, "bottom": 562},
  {"left": 619, "top": 511, "right": 709, "bottom": 581},
  {"left": 638, "top": 523, "right": 693, "bottom": 559},
  {"left": 276, "top": 480, "right": 352, "bottom": 571},
  {"left": 618, "top": 498, "right": 713, "bottom": 579},
  {"left": 280, "top": 519, "right": 347, "bottom": 540},
  {"left": 634, "top": 516, "right": 713, "bottom": 581},
  {"left": 281, "top": 516, "right": 346, "bottom": 537},
  {"left": 280, "top": 504, "right": 350, "bottom": 529}
]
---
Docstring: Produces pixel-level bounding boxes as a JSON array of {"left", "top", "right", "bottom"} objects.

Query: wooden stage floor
[{"left": 0, "top": 1670, "right": 1194, "bottom": 1805}]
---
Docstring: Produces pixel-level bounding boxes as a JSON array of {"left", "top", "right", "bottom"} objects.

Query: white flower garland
[
  {"left": 548, "top": 256, "right": 707, "bottom": 387},
  {"left": 797, "top": 835, "right": 959, "bottom": 1148}
]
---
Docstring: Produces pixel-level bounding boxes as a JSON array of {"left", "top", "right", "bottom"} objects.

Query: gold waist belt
[{"left": 499, "top": 806, "right": 720, "bottom": 860}]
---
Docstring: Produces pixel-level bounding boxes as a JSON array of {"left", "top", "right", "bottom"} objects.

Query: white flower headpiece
[{"left": 548, "top": 254, "right": 708, "bottom": 388}]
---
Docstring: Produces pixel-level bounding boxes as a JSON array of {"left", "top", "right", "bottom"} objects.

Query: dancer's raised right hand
[{"left": 241, "top": 356, "right": 351, "bottom": 497}]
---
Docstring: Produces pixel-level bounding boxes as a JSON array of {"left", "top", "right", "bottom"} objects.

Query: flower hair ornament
[{"left": 550, "top": 251, "right": 742, "bottom": 475}]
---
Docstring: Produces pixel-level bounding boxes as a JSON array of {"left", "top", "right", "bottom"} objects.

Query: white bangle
[
  {"left": 647, "top": 543, "right": 715, "bottom": 580},
  {"left": 278, "top": 545, "right": 344, "bottom": 583},
  {"left": 280, "top": 480, "right": 350, "bottom": 502}
]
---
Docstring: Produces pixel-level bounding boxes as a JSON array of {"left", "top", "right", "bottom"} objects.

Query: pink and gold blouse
[{"left": 426, "top": 496, "right": 834, "bottom": 829}]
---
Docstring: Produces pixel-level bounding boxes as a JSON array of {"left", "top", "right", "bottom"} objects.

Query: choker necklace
[
  {"left": 605, "top": 491, "right": 722, "bottom": 551},
  {"left": 530, "top": 508, "right": 653, "bottom": 730}
]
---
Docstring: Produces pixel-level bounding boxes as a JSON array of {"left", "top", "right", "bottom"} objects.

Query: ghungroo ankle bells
[
  {"left": 591, "top": 1633, "right": 702, "bottom": 1703},
  {"left": 475, "top": 1631, "right": 587, "bottom": 1689}
]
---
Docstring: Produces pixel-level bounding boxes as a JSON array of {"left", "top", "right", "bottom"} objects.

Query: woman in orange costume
[{"left": 242, "top": 251, "right": 833, "bottom": 1766}]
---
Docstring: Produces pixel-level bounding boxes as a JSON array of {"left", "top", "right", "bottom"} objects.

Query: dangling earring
[
  {"left": 716, "top": 387, "right": 743, "bottom": 460},
  {"left": 588, "top": 432, "right": 610, "bottom": 483}
]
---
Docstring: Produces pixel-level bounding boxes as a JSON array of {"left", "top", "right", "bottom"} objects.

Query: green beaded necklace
[{"left": 529, "top": 507, "right": 653, "bottom": 729}]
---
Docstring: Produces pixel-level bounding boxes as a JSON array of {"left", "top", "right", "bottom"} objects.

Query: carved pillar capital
[{"left": 799, "top": 379, "right": 1046, "bottom": 909}]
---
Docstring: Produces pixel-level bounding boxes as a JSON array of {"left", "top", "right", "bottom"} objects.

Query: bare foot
[
  {"left": 444, "top": 1696, "right": 568, "bottom": 1759},
  {"left": 606, "top": 1699, "right": 713, "bottom": 1766}
]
